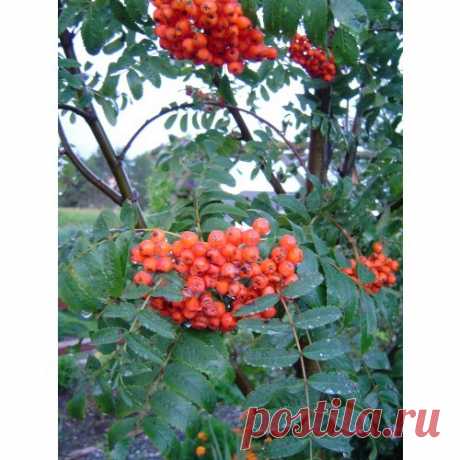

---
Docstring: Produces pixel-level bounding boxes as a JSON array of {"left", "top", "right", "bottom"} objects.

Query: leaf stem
[{"left": 280, "top": 296, "right": 313, "bottom": 460}]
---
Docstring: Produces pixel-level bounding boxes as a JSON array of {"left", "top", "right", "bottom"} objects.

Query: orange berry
[
  {"left": 285, "top": 273, "right": 299, "bottom": 285},
  {"left": 242, "top": 229, "right": 261, "bottom": 246},
  {"left": 185, "top": 296, "right": 201, "bottom": 312},
  {"left": 179, "top": 248, "right": 195, "bottom": 265},
  {"left": 228, "top": 61, "right": 244, "bottom": 75},
  {"left": 201, "top": 1, "right": 217, "bottom": 14},
  {"left": 207, "top": 248, "right": 226, "bottom": 266},
  {"left": 171, "top": 240, "right": 184, "bottom": 257},
  {"left": 183, "top": 308, "right": 197, "bottom": 320},
  {"left": 140, "top": 239, "right": 156, "bottom": 256},
  {"left": 221, "top": 262, "right": 238, "bottom": 278},
  {"left": 193, "top": 256, "right": 210, "bottom": 274},
  {"left": 372, "top": 242, "right": 383, "bottom": 254},
  {"left": 226, "top": 226, "right": 242, "bottom": 245},
  {"left": 252, "top": 217, "right": 271, "bottom": 236},
  {"left": 192, "top": 242, "right": 208, "bottom": 257},
  {"left": 235, "top": 16, "right": 251, "bottom": 29},
  {"left": 196, "top": 446, "right": 207, "bottom": 457},
  {"left": 157, "top": 256, "right": 173, "bottom": 272},
  {"left": 130, "top": 245, "right": 144, "bottom": 264},
  {"left": 143, "top": 257, "right": 157, "bottom": 272},
  {"left": 208, "top": 230, "right": 227, "bottom": 248},
  {"left": 221, "top": 313, "right": 237, "bottom": 331},
  {"left": 287, "top": 247, "right": 304, "bottom": 264},
  {"left": 196, "top": 47, "right": 212, "bottom": 63},
  {"left": 252, "top": 274, "right": 269, "bottom": 290},
  {"left": 278, "top": 260, "right": 296, "bottom": 277},
  {"left": 216, "top": 279, "right": 229, "bottom": 295},
  {"left": 239, "top": 263, "right": 253, "bottom": 278},
  {"left": 187, "top": 275, "right": 206, "bottom": 293},
  {"left": 221, "top": 243, "right": 236, "bottom": 259},
  {"left": 262, "top": 285, "right": 276, "bottom": 295},
  {"left": 224, "top": 48, "right": 240, "bottom": 63},
  {"left": 228, "top": 282, "right": 242, "bottom": 297},
  {"left": 193, "top": 32, "right": 208, "bottom": 48},
  {"left": 264, "top": 47, "right": 278, "bottom": 60},
  {"left": 271, "top": 246, "right": 287, "bottom": 264},
  {"left": 242, "top": 246, "right": 260, "bottom": 263},
  {"left": 170, "top": 309, "right": 182, "bottom": 322},
  {"left": 260, "top": 259, "right": 277, "bottom": 275},
  {"left": 151, "top": 228, "right": 166, "bottom": 243},
  {"left": 182, "top": 37, "right": 195, "bottom": 53},
  {"left": 215, "top": 301, "right": 226, "bottom": 316},
  {"left": 203, "top": 301, "right": 218, "bottom": 317},
  {"left": 261, "top": 307, "right": 277, "bottom": 319},
  {"left": 279, "top": 234, "right": 297, "bottom": 250},
  {"left": 153, "top": 240, "right": 171, "bottom": 256},
  {"left": 133, "top": 271, "right": 153, "bottom": 286},
  {"left": 174, "top": 259, "right": 189, "bottom": 274},
  {"left": 181, "top": 231, "right": 199, "bottom": 248},
  {"left": 192, "top": 315, "right": 209, "bottom": 330},
  {"left": 390, "top": 260, "right": 400, "bottom": 272}
]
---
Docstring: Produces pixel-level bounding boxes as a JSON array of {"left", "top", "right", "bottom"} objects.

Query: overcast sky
[{"left": 61, "top": 34, "right": 305, "bottom": 193}]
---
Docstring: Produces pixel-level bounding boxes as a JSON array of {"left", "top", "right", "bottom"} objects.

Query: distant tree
[{"left": 59, "top": 150, "right": 154, "bottom": 208}]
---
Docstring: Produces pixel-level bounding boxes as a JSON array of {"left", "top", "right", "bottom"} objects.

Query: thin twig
[
  {"left": 120, "top": 103, "right": 196, "bottom": 159},
  {"left": 325, "top": 215, "right": 361, "bottom": 260},
  {"left": 59, "top": 103, "right": 95, "bottom": 122},
  {"left": 58, "top": 119, "right": 123, "bottom": 205},
  {"left": 121, "top": 101, "right": 306, "bottom": 175}
]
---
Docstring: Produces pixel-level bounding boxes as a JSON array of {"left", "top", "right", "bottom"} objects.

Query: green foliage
[
  {"left": 58, "top": 355, "right": 80, "bottom": 391},
  {"left": 58, "top": 0, "right": 403, "bottom": 458}
]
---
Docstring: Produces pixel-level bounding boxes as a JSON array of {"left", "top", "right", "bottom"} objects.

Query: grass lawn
[{"left": 58, "top": 207, "right": 103, "bottom": 229}]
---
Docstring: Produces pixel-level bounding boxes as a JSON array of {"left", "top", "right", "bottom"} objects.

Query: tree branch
[
  {"left": 122, "top": 99, "right": 322, "bottom": 194},
  {"left": 58, "top": 120, "right": 123, "bottom": 205},
  {"left": 120, "top": 103, "right": 196, "bottom": 160},
  {"left": 59, "top": 25, "right": 146, "bottom": 227},
  {"left": 307, "top": 86, "right": 332, "bottom": 191},
  {"left": 58, "top": 103, "right": 95, "bottom": 122},
  {"left": 212, "top": 74, "right": 252, "bottom": 142}
]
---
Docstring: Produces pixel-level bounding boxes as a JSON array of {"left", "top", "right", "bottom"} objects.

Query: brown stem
[
  {"left": 307, "top": 87, "right": 332, "bottom": 191},
  {"left": 58, "top": 103, "right": 95, "bottom": 122},
  {"left": 212, "top": 74, "right": 252, "bottom": 142},
  {"left": 325, "top": 214, "right": 361, "bottom": 260},
  {"left": 58, "top": 120, "right": 123, "bottom": 205},
  {"left": 234, "top": 365, "right": 253, "bottom": 397}
]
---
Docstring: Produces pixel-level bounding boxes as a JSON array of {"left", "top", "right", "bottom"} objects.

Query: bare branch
[
  {"left": 58, "top": 119, "right": 123, "bottom": 205},
  {"left": 58, "top": 103, "right": 95, "bottom": 122},
  {"left": 120, "top": 103, "right": 196, "bottom": 160}
]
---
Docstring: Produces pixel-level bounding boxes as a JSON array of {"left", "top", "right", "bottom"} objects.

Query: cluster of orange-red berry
[
  {"left": 342, "top": 242, "right": 400, "bottom": 294},
  {"left": 289, "top": 33, "right": 336, "bottom": 82},
  {"left": 130, "top": 218, "right": 303, "bottom": 332},
  {"left": 152, "top": 0, "right": 278, "bottom": 75}
]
